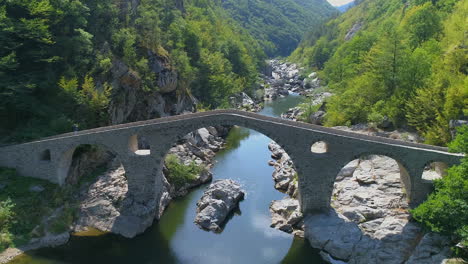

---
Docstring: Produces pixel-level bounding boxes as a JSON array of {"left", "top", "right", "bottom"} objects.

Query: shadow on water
[
  {"left": 217, "top": 126, "right": 250, "bottom": 156},
  {"left": 281, "top": 237, "right": 323, "bottom": 264}
]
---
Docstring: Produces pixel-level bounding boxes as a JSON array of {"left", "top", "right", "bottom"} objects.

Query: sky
[{"left": 327, "top": 0, "right": 354, "bottom": 6}]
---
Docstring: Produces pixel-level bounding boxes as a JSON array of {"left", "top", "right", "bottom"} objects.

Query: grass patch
[
  {"left": 0, "top": 168, "right": 67, "bottom": 249},
  {"left": 48, "top": 205, "right": 77, "bottom": 234},
  {"left": 165, "top": 154, "right": 205, "bottom": 189}
]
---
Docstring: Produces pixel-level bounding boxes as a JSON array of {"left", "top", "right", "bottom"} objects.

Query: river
[{"left": 12, "top": 94, "right": 324, "bottom": 264}]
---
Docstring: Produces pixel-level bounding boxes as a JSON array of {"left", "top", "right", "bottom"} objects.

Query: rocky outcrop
[
  {"left": 107, "top": 57, "right": 196, "bottom": 125},
  {"left": 344, "top": 22, "right": 362, "bottom": 41},
  {"left": 269, "top": 198, "right": 304, "bottom": 237},
  {"left": 194, "top": 179, "right": 245, "bottom": 232},
  {"left": 147, "top": 50, "right": 178, "bottom": 94},
  {"left": 268, "top": 142, "right": 299, "bottom": 198}
]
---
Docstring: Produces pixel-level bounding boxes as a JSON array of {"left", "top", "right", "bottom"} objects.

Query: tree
[{"left": 412, "top": 126, "right": 468, "bottom": 254}]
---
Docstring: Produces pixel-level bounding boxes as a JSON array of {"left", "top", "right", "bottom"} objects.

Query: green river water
[{"left": 12, "top": 94, "right": 326, "bottom": 264}]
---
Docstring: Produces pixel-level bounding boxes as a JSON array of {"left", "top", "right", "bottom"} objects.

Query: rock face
[
  {"left": 344, "top": 22, "right": 362, "bottom": 41},
  {"left": 107, "top": 57, "right": 196, "bottom": 125},
  {"left": 267, "top": 137, "right": 451, "bottom": 263},
  {"left": 194, "top": 179, "right": 245, "bottom": 232}
]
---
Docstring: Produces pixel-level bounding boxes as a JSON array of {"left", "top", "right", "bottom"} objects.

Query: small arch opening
[
  {"left": 129, "top": 134, "right": 151, "bottom": 156},
  {"left": 311, "top": 141, "right": 328, "bottom": 154},
  {"left": 40, "top": 149, "right": 51, "bottom": 161},
  {"left": 422, "top": 162, "right": 448, "bottom": 181}
]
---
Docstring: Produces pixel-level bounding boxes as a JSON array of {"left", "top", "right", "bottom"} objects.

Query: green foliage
[
  {"left": 297, "top": 102, "right": 321, "bottom": 122},
  {"left": 1, "top": 0, "right": 269, "bottom": 142},
  {"left": 411, "top": 126, "right": 468, "bottom": 254},
  {"left": 0, "top": 199, "right": 15, "bottom": 251},
  {"left": 221, "top": 0, "right": 337, "bottom": 57},
  {"left": 292, "top": 0, "right": 467, "bottom": 145},
  {"left": 0, "top": 167, "right": 69, "bottom": 251},
  {"left": 165, "top": 154, "right": 205, "bottom": 189}
]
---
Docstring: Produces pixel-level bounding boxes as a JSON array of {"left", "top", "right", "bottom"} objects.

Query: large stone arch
[
  {"left": 143, "top": 114, "right": 307, "bottom": 178},
  {"left": 56, "top": 141, "right": 126, "bottom": 185},
  {"left": 337, "top": 150, "right": 413, "bottom": 201}
]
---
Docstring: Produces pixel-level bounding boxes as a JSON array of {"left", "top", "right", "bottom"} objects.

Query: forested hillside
[
  {"left": 291, "top": 0, "right": 467, "bottom": 146},
  {"left": 221, "top": 0, "right": 337, "bottom": 57},
  {"left": 0, "top": 0, "right": 265, "bottom": 142}
]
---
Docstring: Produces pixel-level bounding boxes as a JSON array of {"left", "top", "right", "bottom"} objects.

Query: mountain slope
[
  {"left": 290, "top": 0, "right": 467, "bottom": 145},
  {"left": 0, "top": 0, "right": 266, "bottom": 142},
  {"left": 336, "top": 1, "right": 355, "bottom": 12},
  {"left": 221, "top": 0, "right": 337, "bottom": 57}
]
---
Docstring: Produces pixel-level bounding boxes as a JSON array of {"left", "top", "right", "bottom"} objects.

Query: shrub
[
  {"left": 165, "top": 154, "right": 205, "bottom": 189},
  {"left": 0, "top": 199, "right": 15, "bottom": 251},
  {"left": 411, "top": 126, "right": 468, "bottom": 256}
]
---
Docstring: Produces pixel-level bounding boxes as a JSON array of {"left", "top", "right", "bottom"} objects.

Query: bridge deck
[{"left": 2, "top": 110, "right": 461, "bottom": 155}]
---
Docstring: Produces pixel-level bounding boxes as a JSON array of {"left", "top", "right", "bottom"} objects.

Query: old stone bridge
[{"left": 0, "top": 110, "right": 463, "bottom": 236}]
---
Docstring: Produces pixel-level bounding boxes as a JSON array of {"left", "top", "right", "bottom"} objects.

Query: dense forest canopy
[
  {"left": 221, "top": 0, "right": 337, "bottom": 57},
  {"left": 291, "top": 0, "right": 468, "bottom": 146},
  {"left": 0, "top": 0, "right": 267, "bottom": 142}
]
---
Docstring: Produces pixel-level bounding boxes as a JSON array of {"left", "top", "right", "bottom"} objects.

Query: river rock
[
  {"left": 229, "top": 92, "right": 262, "bottom": 112},
  {"left": 406, "top": 233, "right": 452, "bottom": 264},
  {"left": 305, "top": 210, "right": 362, "bottom": 260},
  {"left": 281, "top": 107, "right": 303, "bottom": 121},
  {"left": 194, "top": 179, "right": 245, "bottom": 232},
  {"left": 263, "top": 60, "right": 306, "bottom": 99},
  {"left": 270, "top": 198, "right": 304, "bottom": 236},
  {"left": 309, "top": 110, "right": 326, "bottom": 125}
]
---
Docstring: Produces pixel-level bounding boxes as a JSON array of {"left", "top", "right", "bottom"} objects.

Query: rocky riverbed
[
  {"left": 267, "top": 128, "right": 452, "bottom": 263},
  {"left": 262, "top": 59, "right": 322, "bottom": 100}
]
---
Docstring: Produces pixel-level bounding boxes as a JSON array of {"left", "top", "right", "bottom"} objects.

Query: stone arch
[
  {"left": 421, "top": 161, "right": 449, "bottom": 181},
  {"left": 39, "top": 149, "right": 51, "bottom": 161},
  {"left": 129, "top": 134, "right": 151, "bottom": 156},
  {"left": 152, "top": 115, "right": 304, "bottom": 175},
  {"left": 155, "top": 120, "right": 304, "bottom": 204},
  {"left": 330, "top": 152, "right": 414, "bottom": 212},
  {"left": 310, "top": 141, "right": 328, "bottom": 154},
  {"left": 341, "top": 151, "right": 415, "bottom": 196},
  {"left": 56, "top": 142, "right": 126, "bottom": 186}
]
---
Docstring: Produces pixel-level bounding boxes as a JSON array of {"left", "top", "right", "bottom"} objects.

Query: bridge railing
[{"left": 1, "top": 109, "right": 460, "bottom": 155}]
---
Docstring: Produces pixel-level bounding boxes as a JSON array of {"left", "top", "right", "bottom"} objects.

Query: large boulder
[
  {"left": 194, "top": 179, "right": 245, "bottom": 232},
  {"left": 270, "top": 198, "right": 304, "bottom": 236}
]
